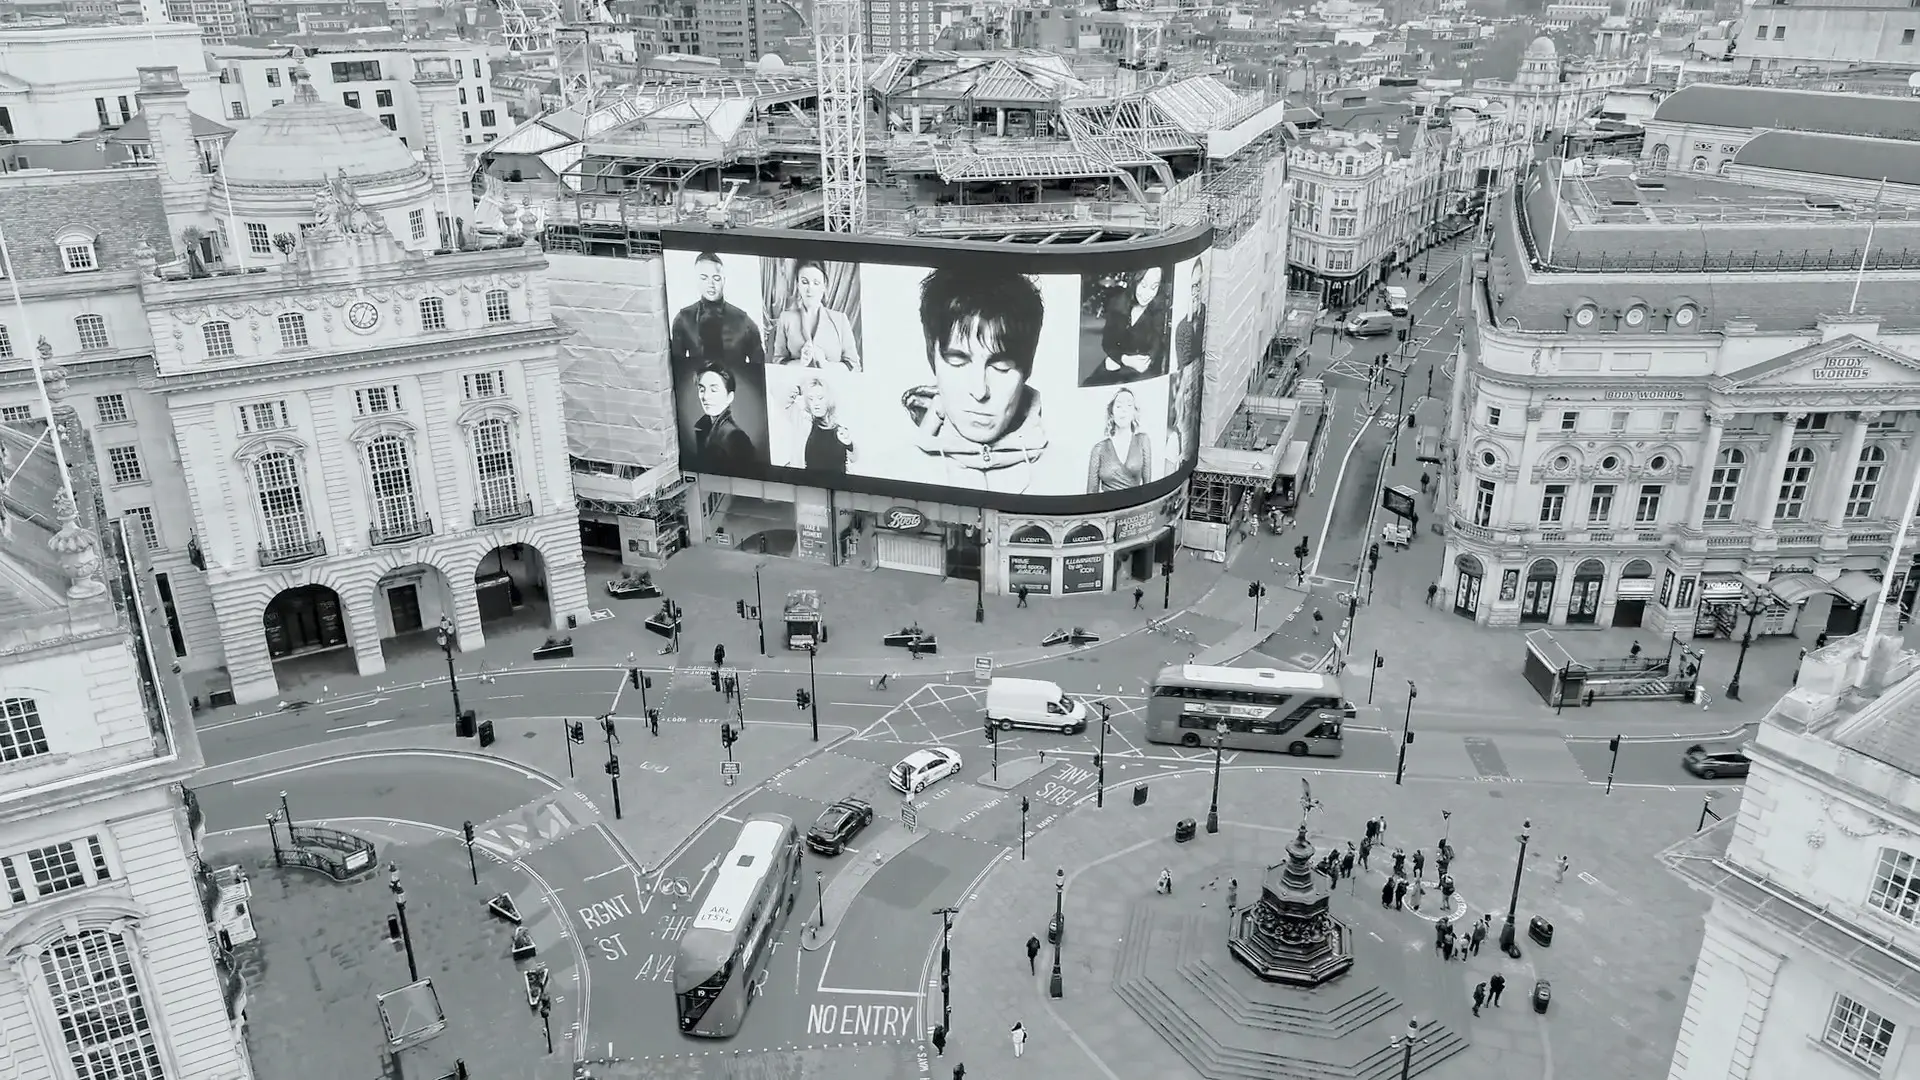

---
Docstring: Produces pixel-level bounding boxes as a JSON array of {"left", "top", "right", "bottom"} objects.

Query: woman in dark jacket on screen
[{"left": 1092, "top": 266, "right": 1172, "bottom": 384}]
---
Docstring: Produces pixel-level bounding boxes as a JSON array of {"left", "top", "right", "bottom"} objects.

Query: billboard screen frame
[{"left": 659, "top": 222, "right": 1214, "bottom": 516}]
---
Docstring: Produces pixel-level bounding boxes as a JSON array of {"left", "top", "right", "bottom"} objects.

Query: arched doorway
[
  {"left": 1568, "top": 559, "right": 1606, "bottom": 624},
  {"left": 1613, "top": 559, "right": 1655, "bottom": 627},
  {"left": 1521, "top": 559, "right": 1558, "bottom": 623},
  {"left": 376, "top": 564, "right": 456, "bottom": 660},
  {"left": 1453, "top": 554, "right": 1484, "bottom": 619},
  {"left": 263, "top": 585, "right": 354, "bottom": 679},
  {"left": 475, "top": 543, "right": 551, "bottom": 629}
]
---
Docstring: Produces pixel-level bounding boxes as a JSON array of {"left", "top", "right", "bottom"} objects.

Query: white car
[{"left": 890, "top": 748, "right": 963, "bottom": 794}]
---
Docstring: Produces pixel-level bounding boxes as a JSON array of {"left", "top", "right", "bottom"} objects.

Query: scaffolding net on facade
[{"left": 544, "top": 254, "right": 678, "bottom": 472}]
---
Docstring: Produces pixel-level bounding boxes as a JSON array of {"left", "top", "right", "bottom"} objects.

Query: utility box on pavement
[{"left": 1133, "top": 782, "right": 1148, "bottom": 806}]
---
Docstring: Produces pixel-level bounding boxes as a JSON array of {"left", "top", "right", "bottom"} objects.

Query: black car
[
  {"left": 807, "top": 798, "right": 874, "bottom": 855},
  {"left": 1683, "top": 743, "right": 1751, "bottom": 780}
]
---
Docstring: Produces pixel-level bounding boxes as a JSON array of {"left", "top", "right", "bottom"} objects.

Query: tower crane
[{"left": 813, "top": 0, "right": 868, "bottom": 232}]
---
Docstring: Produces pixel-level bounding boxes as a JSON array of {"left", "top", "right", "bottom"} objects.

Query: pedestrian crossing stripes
[{"left": 470, "top": 788, "right": 601, "bottom": 862}]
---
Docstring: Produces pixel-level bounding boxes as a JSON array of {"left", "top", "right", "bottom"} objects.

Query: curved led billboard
[{"left": 660, "top": 223, "right": 1213, "bottom": 514}]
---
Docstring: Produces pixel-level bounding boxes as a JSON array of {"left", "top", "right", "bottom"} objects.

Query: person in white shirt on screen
[
  {"left": 897, "top": 269, "right": 1049, "bottom": 493},
  {"left": 771, "top": 259, "right": 861, "bottom": 371}
]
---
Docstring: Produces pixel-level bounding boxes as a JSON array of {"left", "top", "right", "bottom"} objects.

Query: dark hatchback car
[
  {"left": 1683, "top": 744, "right": 1751, "bottom": 780},
  {"left": 806, "top": 798, "right": 875, "bottom": 855}
]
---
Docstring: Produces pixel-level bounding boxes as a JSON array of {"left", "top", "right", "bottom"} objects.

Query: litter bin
[
  {"left": 478, "top": 720, "right": 496, "bottom": 748},
  {"left": 1174, "top": 818, "right": 1197, "bottom": 843},
  {"left": 1132, "top": 783, "right": 1148, "bottom": 806},
  {"left": 1528, "top": 915, "right": 1554, "bottom": 947},
  {"left": 456, "top": 710, "right": 477, "bottom": 738}
]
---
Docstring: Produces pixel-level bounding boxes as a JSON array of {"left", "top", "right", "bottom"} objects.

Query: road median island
[
  {"left": 801, "top": 824, "right": 931, "bottom": 951},
  {"left": 976, "top": 755, "right": 1052, "bottom": 790}
]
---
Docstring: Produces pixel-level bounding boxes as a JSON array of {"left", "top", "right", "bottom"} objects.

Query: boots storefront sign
[{"left": 878, "top": 506, "right": 926, "bottom": 532}]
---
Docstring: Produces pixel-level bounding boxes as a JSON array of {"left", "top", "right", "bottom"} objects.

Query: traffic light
[
  {"left": 1608, "top": 735, "right": 1621, "bottom": 753},
  {"left": 1373, "top": 653, "right": 1385, "bottom": 670},
  {"left": 1397, "top": 327, "right": 1408, "bottom": 341},
  {"left": 736, "top": 599, "right": 747, "bottom": 618},
  {"left": 795, "top": 688, "right": 811, "bottom": 710},
  {"left": 569, "top": 721, "right": 585, "bottom": 744},
  {"left": 1368, "top": 542, "right": 1381, "bottom": 572},
  {"left": 605, "top": 756, "right": 621, "bottom": 777},
  {"left": 711, "top": 668, "right": 722, "bottom": 691},
  {"left": 984, "top": 722, "right": 997, "bottom": 743},
  {"left": 721, "top": 723, "right": 736, "bottom": 748},
  {"left": 1161, "top": 559, "right": 1174, "bottom": 578},
  {"left": 1092, "top": 752, "right": 1102, "bottom": 771},
  {"left": 1248, "top": 581, "right": 1260, "bottom": 598},
  {"left": 628, "top": 666, "right": 642, "bottom": 689},
  {"left": 463, "top": 820, "right": 475, "bottom": 845},
  {"left": 1021, "top": 796, "right": 1030, "bottom": 815}
]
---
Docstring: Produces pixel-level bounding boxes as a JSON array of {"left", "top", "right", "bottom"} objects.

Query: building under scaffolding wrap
[{"left": 473, "top": 50, "right": 1304, "bottom": 576}]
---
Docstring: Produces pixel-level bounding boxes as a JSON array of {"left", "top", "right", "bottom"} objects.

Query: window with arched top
[
  {"left": 1776, "top": 446, "right": 1815, "bottom": 521},
  {"left": 1846, "top": 445, "right": 1888, "bottom": 520},
  {"left": 364, "top": 434, "right": 425, "bottom": 543},
  {"left": 74, "top": 313, "right": 110, "bottom": 351},
  {"left": 1691, "top": 156, "right": 1708, "bottom": 172},
  {"left": 277, "top": 312, "right": 309, "bottom": 350},
  {"left": 1705, "top": 447, "right": 1745, "bottom": 522},
  {"left": 469, "top": 417, "right": 525, "bottom": 525},
  {"left": 1649, "top": 144, "right": 1670, "bottom": 169},
  {"left": 252, "top": 450, "right": 313, "bottom": 559},
  {"left": 40, "top": 928, "right": 168, "bottom": 1080}
]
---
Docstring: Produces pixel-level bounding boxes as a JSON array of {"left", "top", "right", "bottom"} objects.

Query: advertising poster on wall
[
  {"left": 1062, "top": 554, "right": 1105, "bottom": 594},
  {"left": 660, "top": 225, "right": 1212, "bottom": 514},
  {"left": 1008, "top": 554, "right": 1053, "bottom": 595}
]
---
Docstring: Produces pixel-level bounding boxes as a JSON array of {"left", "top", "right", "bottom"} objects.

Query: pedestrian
[
  {"left": 1409, "top": 509, "right": 1420, "bottom": 534},
  {"left": 1412, "top": 849, "right": 1425, "bottom": 878},
  {"left": 1816, "top": 631, "right": 1829, "bottom": 649},
  {"left": 1010, "top": 1022, "right": 1027, "bottom": 1058},
  {"left": 1433, "top": 921, "right": 1448, "bottom": 955},
  {"left": 1358, "top": 837, "right": 1372, "bottom": 870},
  {"left": 1158, "top": 868, "right": 1174, "bottom": 895},
  {"left": 1419, "top": 471, "right": 1430, "bottom": 493},
  {"left": 1365, "top": 817, "right": 1379, "bottom": 842},
  {"left": 932, "top": 1025, "right": 947, "bottom": 1056},
  {"left": 1392, "top": 848, "right": 1406, "bottom": 875},
  {"left": 1133, "top": 586, "right": 1144, "bottom": 609},
  {"left": 1311, "top": 608, "right": 1324, "bottom": 635},
  {"left": 1381, "top": 878, "right": 1395, "bottom": 908},
  {"left": 1410, "top": 877, "right": 1425, "bottom": 911},
  {"left": 1393, "top": 878, "right": 1408, "bottom": 910},
  {"left": 1341, "top": 848, "right": 1355, "bottom": 880},
  {"left": 1227, "top": 878, "right": 1239, "bottom": 913},
  {"left": 1017, "top": 585, "right": 1029, "bottom": 608},
  {"left": 1426, "top": 582, "right": 1438, "bottom": 606},
  {"left": 1443, "top": 935, "right": 1456, "bottom": 962},
  {"left": 1554, "top": 854, "right": 1570, "bottom": 884},
  {"left": 1026, "top": 935, "right": 1041, "bottom": 975},
  {"left": 1488, "top": 973, "right": 1506, "bottom": 1007},
  {"left": 908, "top": 638, "right": 923, "bottom": 661},
  {"left": 1469, "top": 920, "right": 1486, "bottom": 956},
  {"left": 1440, "top": 873, "right": 1455, "bottom": 903},
  {"left": 1436, "top": 848, "right": 1450, "bottom": 878},
  {"left": 953, "top": 1065, "right": 965, "bottom": 1080},
  {"left": 1472, "top": 982, "right": 1486, "bottom": 1017},
  {"left": 714, "top": 643, "right": 726, "bottom": 667}
]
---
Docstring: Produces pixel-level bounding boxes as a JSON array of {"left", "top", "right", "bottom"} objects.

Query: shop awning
[
  {"left": 1614, "top": 578, "right": 1658, "bottom": 599},
  {"left": 1699, "top": 576, "right": 1748, "bottom": 601},
  {"left": 1833, "top": 571, "right": 1884, "bottom": 606},
  {"left": 1768, "top": 572, "right": 1840, "bottom": 605}
]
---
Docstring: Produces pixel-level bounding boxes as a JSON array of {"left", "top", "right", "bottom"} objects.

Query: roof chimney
[
  {"left": 291, "top": 65, "right": 320, "bottom": 105},
  {"left": 135, "top": 66, "right": 210, "bottom": 231}
]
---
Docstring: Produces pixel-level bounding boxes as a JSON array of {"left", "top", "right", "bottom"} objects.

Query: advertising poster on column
[{"left": 660, "top": 224, "right": 1212, "bottom": 513}]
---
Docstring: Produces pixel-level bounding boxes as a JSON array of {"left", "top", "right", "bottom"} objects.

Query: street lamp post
[
  {"left": 538, "top": 994, "right": 553, "bottom": 1054},
  {"left": 974, "top": 518, "right": 986, "bottom": 624},
  {"left": 1723, "top": 595, "right": 1770, "bottom": 701},
  {"left": 1498, "top": 819, "right": 1532, "bottom": 957},
  {"left": 805, "top": 644, "right": 821, "bottom": 742},
  {"left": 1391, "top": 1017, "right": 1422, "bottom": 1080},
  {"left": 753, "top": 565, "right": 767, "bottom": 656},
  {"left": 1395, "top": 681, "right": 1417, "bottom": 786},
  {"left": 1048, "top": 868, "right": 1065, "bottom": 999},
  {"left": 387, "top": 862, "right": 419, "bottom": 982},
  {"left": 1096, "top": 700, "right": 1109, "bottom": 809},
  {"left": 932, "top": 906, "right": 958, "bottom": 1031},
  {"left": 436, "top": 615, "right": 464, "bottom": 732},
  {"left": 266, "top": 812, "right": 282, "bottom": 865},
  {"left": 1206, "top": 719, "right": 1227, "bottom": 834},
  {"left": 816, "top": 870, "right": 826, "bottom": 931}
]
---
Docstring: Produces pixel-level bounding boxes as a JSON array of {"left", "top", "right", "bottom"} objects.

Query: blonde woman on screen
[
  {"left": 771, "top": 259, "right": 861, "bottom": 371},
  {"left": 1087, "top": 388, "right": 1153, "bottom": 493},
  {"left": 782, "top": 374, "right": 854, "bottom": 474}
]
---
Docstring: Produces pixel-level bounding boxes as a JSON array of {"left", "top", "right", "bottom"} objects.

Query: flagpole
[
  {"left": 1863, "top": 427, "right": 1920, "bottom": 652},
  {"left": 1848, "top": 176, "right": 1887, "bottom": 315},
  {"left": 0, "top": 224, "right": 77, "bottom": 496},
  {"left": 1543, "top": 158, "right": 1564, "bottom": 266},
  {"left": 214, "top": 141, "right": 247, "bottom": 268}
]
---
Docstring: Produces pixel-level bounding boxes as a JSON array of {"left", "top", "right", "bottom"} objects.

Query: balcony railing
[
  {"left": 257, "top": 533, "right": 326, "bottom": 567},
  {"left": 369, "top": 514, "right": 434, "bottom": 547},
  {"left": 473, "top": 497, "right": 534, "bottom": 529}
]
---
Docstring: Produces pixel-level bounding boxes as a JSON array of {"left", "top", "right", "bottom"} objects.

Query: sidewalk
[
  {"left": 939, "top": 769, "right": 1719, "bottom": 1080},
  {"left": 208, "top": 828, "right": 574, "bottom": 1080}
]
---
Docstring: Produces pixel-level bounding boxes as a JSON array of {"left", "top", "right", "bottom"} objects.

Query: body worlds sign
[{"left": 1813, "top": 355, "right": 1871, "bottom": 381}]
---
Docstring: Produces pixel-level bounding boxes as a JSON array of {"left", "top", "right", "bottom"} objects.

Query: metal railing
[
  {"left": 275, "top": 824, "right": 376, "bottom": 882},
  {"left": 369, "top": 514, "right": 434, "bottom": 547},
  {"left": 257, "top": 533, "right": 326, "bottom": 568},
  {"left": 473, "top": 497, "right": 534, "bottom": 528}
]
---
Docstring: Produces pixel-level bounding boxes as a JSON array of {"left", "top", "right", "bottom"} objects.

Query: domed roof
[
  {"left": 1525, "top": 36, "right": 1558, "bottom": 59},
  {"left": 220, "top": 67, "right": 424, "bottom": 188}
]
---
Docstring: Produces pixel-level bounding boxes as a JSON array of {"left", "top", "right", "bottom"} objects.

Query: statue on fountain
[{"left": 1229, "top": 779, "right": 1355, "bottom": 986}]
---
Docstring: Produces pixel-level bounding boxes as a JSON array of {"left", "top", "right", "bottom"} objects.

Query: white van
[
  {"left": 1384, "top": 285, "right": 1410, "bottom": 315},
  {"left": 1345, "top": 310, "right": 1396, "bottom": 337},
  {"left": 986, "top": 677, "right": 1090, "bottom": 734}
]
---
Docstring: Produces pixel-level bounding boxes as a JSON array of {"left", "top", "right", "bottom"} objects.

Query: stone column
[
  {"left": 1753, "top": 412, "right": 1806, "bottom": 533},
  {"left": 1686, "top": 411, "right": 1726, "bottom": 529},
  {"left": 1824, "top": 412, "right": 1876, "bottom": 524}
]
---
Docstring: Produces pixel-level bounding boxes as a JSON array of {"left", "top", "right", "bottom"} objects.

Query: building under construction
[{"left": 477, "top": 44, "right": 1305, "bottom": 579}]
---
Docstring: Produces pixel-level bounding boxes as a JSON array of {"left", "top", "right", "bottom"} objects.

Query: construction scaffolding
[{"left": 814, "top": 0, "right": 869, "bottom": 233}]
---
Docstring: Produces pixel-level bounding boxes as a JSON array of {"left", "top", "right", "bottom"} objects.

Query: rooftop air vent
[
  {"left": 1633, "top": 177, "right": 1665, "bottom": 190},
  {"left": 1804, "top": 195, "right": 1842, "bottom": 210}
]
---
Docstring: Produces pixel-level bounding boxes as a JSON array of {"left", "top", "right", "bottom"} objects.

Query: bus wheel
[
  {"left": 1288, "top": 742, "right": 1309, "bottom": 757},
  {"left": 1181, "top": 733, "right": 1201, "bottom": 747}
]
